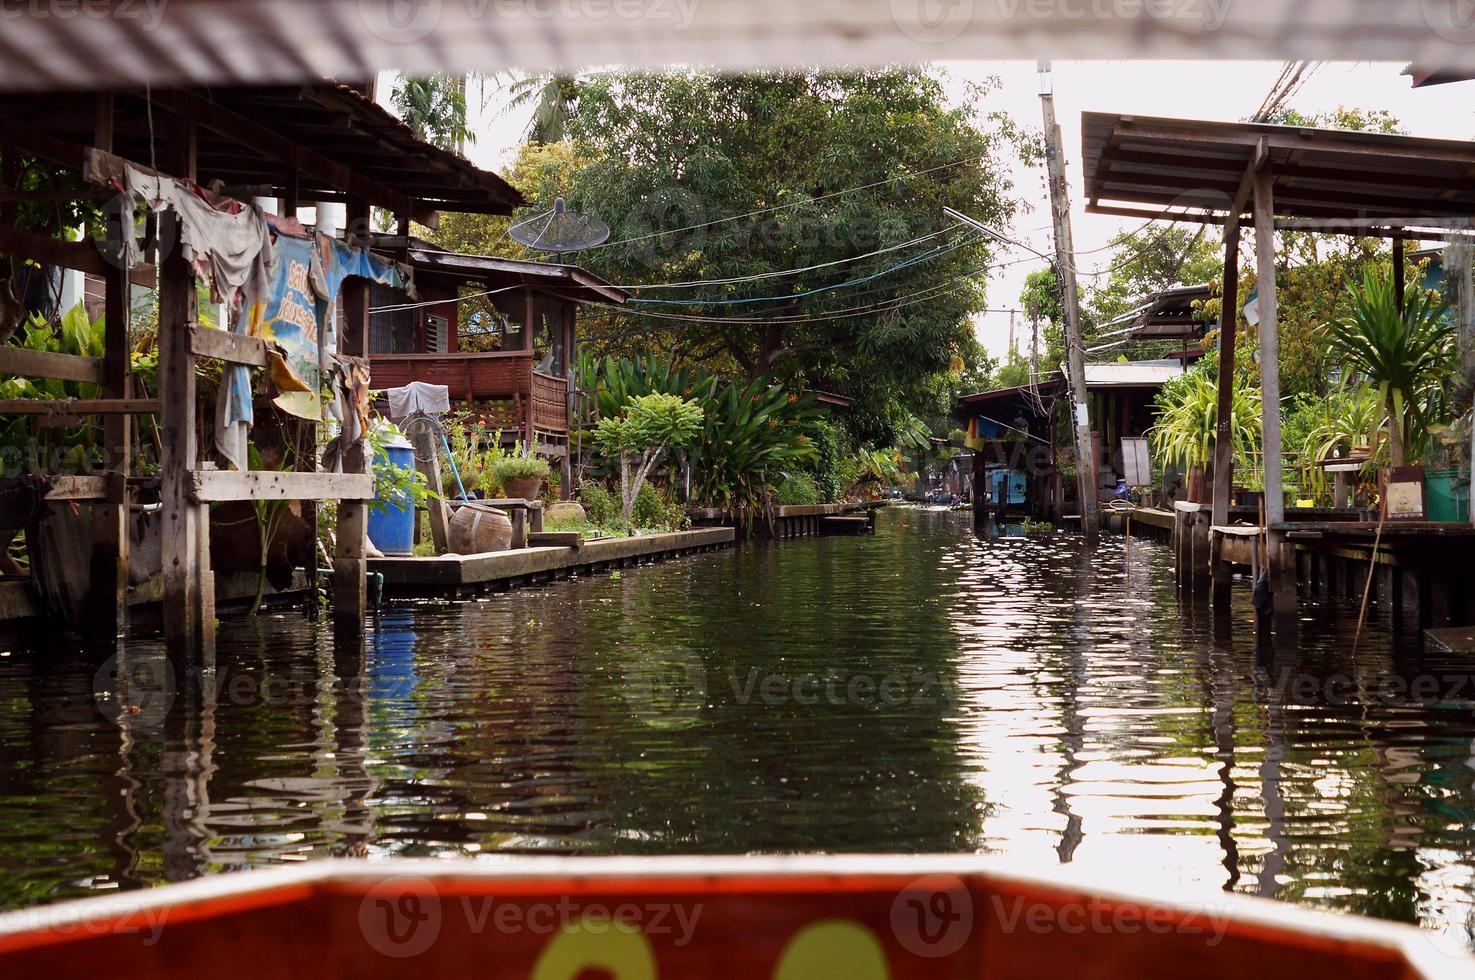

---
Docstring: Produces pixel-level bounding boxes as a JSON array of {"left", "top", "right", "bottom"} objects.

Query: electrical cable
[
  {"left": 627, "top": 232, "right": 981, "bottom": 307},
  {"left": 618, "top": 224, "right": 964, "bottom": 291},
  {"left": 588, "top": 153, "right": 990, "bottom": 252}
]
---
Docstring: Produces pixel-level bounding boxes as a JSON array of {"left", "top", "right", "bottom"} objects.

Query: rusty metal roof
[
  {"left": 1082, "top": 112, "right": 1475, "bottom": 226},
  {"left": 0, "top": 83, "right": 522, "bottom": 221},
  {"left": 399, "top": 239, "right": 628, "bottom": 305}
]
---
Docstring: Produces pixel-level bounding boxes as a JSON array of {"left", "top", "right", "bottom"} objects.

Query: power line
[
  {"left": 589, "top": 153, "right": 988, "bottom": 252},
  {"left": 628, "top": 232, "right": 981, "bottom": 307},
  {"left": 618, "top": 224, "right": 964, "bottom": 291}
]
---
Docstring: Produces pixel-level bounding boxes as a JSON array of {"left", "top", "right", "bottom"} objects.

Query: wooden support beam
[
  {"left": 1393, "top": 235, "right": 1406, "bottom": 302},
  {"left": 0, "top": 398, "right": 159, "bottom": 415},
  {"left": 44, "top": 474, "right": 108, "bottom": 500},
  {"left": 158, "top": 116, "right": 214, "bottom": 662},
  {"left": 89, "top": 87, "right": 133, "bottom": 644},
  {"left": 188, "top": 326, "right": 267, "bottom": 367},
  {"left": 141, "top": 90, "right": 438, "bottom": 226},
  {"left": 1252, "top": 167, "right": 1297, "bottom": 643},
  {"left": 190, "top": 470, "right": 373, "bottom": 503},
  {"left": 405, "top": 415, "right": 450, "bottom": 554},
  {"left": 0, "top": 347, "right": 105, "bottom": 384},
  {"left": 1210, "top": 152, "right": 1259, "bottom": 611},
  {"left": 334, "top": 197, "right": 372, "bottom": 638}
]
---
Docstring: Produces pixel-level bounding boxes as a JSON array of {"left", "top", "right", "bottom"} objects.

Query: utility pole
[{"left": 1038, "top": 61, "right": 1099, "bottom": 543}]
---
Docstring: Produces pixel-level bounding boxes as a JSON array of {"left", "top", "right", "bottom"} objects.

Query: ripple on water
[{"left": 1, "top": 507, "right": 1474, "bottom": 945}]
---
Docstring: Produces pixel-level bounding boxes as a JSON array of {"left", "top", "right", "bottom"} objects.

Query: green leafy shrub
[
  {"left": 578, "top": 481, "right": 621, "bottom": 526},
  {"left": 775, "top": 472, "right": 821, "bottom": 506},
  {"left": 592, "top": 392, "right": 703, "bottom": 523},
  {"left": 631, "top": 481, "right": 688, "bottom": 530},
  {"left": 1329, "top": 267, "right": 1455, "bottom": 466},
  {"left": 491, "top": 454, "right": 551, "bottom": 483}
]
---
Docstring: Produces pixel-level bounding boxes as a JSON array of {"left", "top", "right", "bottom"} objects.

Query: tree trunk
[{"left": 1387, "top": 402, "right": 1406, "bottom": 469}]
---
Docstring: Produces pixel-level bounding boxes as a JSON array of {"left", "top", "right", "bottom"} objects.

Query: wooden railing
[{"left": 368, "top": 351, "right": 569, "bottom": 435}]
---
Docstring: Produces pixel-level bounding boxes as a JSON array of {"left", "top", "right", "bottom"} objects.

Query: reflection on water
[{"left": 2, "top": 507, "right": 1475, "bottom": 944}]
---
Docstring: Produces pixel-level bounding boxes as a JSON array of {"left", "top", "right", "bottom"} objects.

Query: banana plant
[{"left": 1328, "top": 268, "right": 1454, "bottom": 467}]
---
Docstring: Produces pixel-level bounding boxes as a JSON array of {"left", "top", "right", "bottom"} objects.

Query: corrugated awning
[
  {"left": 1082, "top": 111, "right": 1475, "bottom": 228},
  {"left": 401, "top": 243, "right": 629, "bottom": 305},
  {"left": 1094, "top": 283, "right": 1213, "bottom": 343},
  {"left": 7, "top": 2, "right": 1475, "bottom": 91}
]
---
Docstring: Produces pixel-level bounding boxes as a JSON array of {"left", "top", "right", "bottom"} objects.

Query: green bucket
[{"left": 1425, "top": 468, "right": 1471, "bottom": 523}]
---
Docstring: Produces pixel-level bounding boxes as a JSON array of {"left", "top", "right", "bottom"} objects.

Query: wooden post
[
  {"left": 334, "top": 197, "right": 372, "bottom": 636},
  {"left": 87, "top": 92, "right": 132, "bottom": 642},
  {"left": 1252, "top": 168, "right": 1296, "bottom": 643},
  {"left": 1039, "top": 62, "right": 1098, "bottom": 544},
  {"left": 159, "top": 115, "right": 214, "bottom": 660},
  {"left": 1393, "top": 236, "right": 1405, "bottom": 305},
  {"left": 1210, "top": 223, "right": 1241, "bottom": 610}
]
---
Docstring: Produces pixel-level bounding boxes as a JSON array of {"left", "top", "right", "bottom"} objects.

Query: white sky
[{"left": 399, "top": 61, "right": 1475, "bottom": 363}]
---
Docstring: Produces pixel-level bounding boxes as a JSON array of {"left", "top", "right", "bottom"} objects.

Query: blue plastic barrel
[{"left": 367, "top": 439, "right": 416, "bottom": 557}]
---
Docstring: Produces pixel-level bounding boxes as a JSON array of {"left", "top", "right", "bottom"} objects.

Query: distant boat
[{"left": 0, "top": 855, "right": 1467, "bottom": 978}]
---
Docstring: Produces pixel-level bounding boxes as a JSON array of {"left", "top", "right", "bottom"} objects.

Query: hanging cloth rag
[{"left": 119, "top": 163, "right": 275, "bottom": 310}]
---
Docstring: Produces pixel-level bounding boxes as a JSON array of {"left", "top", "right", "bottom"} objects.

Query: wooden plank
[
  {"left": 0, "top": 398, "right": 159, "bottom": 415},
  {"left": 0, "top": 221, "right": 110, "bottom": 275},
  {"left": 191, "top": 470, "right": 374, "bottom": 502},
  {"left": 43, "top": 474, "right": 108, "bottom": 499},
  {"left": 0, "top": 346, "right": 104, "bottom": 384},
  {"left": 188, "top": 326, "right": 267, "bottom": 367},
  {"left": 526, "top": 531, "right": 583, "bottom": 549}
]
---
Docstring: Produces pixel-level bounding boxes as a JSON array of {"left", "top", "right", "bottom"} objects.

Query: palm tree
[
  {"left": 390, "top": 74, "right": 473, "bottom": 153},
  {"left": 497, "top": 72, "right": 582, "bottom": 144},
  {"left": 1328, "top": 267, "right": 1454, "bottom": 467}
]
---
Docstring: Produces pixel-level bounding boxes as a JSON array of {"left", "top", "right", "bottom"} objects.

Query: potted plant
[
  {"left": 491, "top": 454, "right": 551, "bottom": 501},
  {"left": 1329, "top": 267, "right": 1454, "bottom": 515}
]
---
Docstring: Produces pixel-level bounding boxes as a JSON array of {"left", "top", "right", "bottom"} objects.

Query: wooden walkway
[{"left": 370, "top": 527, "right": 736, "bottom": 597}]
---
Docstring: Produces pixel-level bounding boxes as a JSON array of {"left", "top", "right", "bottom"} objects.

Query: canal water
[{"left": 2, "top": 506, "right": 1474, "bottom": 944}]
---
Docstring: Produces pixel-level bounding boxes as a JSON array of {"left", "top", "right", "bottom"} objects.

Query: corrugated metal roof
[
  {"left": 4, "top": 2, "right": 1475, "bottom": 91},
  {"left": 1082, "top": 111, "right": 1475, "bottom": 226},
  {"left": 1082, "top": 360, "right": 1185, "bottom": 388}
]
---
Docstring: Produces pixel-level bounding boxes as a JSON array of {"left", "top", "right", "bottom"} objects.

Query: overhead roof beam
[{"left": 143, "top": 88, "right": 438, "bottom": 227}]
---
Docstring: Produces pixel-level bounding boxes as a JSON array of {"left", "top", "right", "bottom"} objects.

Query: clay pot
[
  {"left": 449, "top": 503, "right": 513, "bottom": 555},
  {"left": 503, "top": 476, "right": 542, "bottom": 501}
]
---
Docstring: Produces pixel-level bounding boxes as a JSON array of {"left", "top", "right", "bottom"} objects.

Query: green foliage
[
  {"left": 490, "top": 454, "right": 552, "bottom": 483},
  {"left": 390, "top": 74, "right": 473, "bottom": 152},
  {"left": 577, "top": 481, "right": 622, "bottom": 526},
  {"left": 1149, "top": 363, "right": 1262, "bottom": 470},
  {"left": 631, "top": 481, "right": 688, "bottom": 530},
  {"left": 440, "top": 417, "right": 509, "bottom": 497},
  {"left": 688, "top": 378, "right": 822, "bottom": 517},
  {"left": 774, "top": 472, "right": 821, "bottom": 506},
  {"left": 560, "top": 68, "right": 1027, "bottom": 436},
  {"left": 1286, "top": 384, "right": 1385, "bottom": 502},
  {"left": 1329, "top": 268, "right": 1454, "bottom": 466},
  {"left": 1, "top": 303, "right": 107, "bottom": 475},
  {"left": 592, "top": 392, "right": 704, "bottom": 458}
]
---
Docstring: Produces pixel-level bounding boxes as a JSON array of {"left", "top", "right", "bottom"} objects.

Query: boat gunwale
[{"left": 0, "top": 854, "right": 1467, "bottom": 976}]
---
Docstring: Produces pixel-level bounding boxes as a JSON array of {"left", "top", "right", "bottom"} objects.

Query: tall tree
[
  {"left": 497, "top": 72, "right": 584, "bottom": 144},
  {"left": 390, "top": 74, "right": 473, "bottom": 153},
  {"left": 552, "top": 69, "right": 1029, "bottom": 444}
]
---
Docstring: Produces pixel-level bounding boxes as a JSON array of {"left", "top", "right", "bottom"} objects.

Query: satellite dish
[{"left": 508, "top": 197, "right": 611, "bottom": 255}]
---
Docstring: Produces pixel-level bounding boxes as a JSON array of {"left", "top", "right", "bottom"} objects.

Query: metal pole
[{"left": 1038, "top": 61, "right": 1099, "bottom": 543}]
